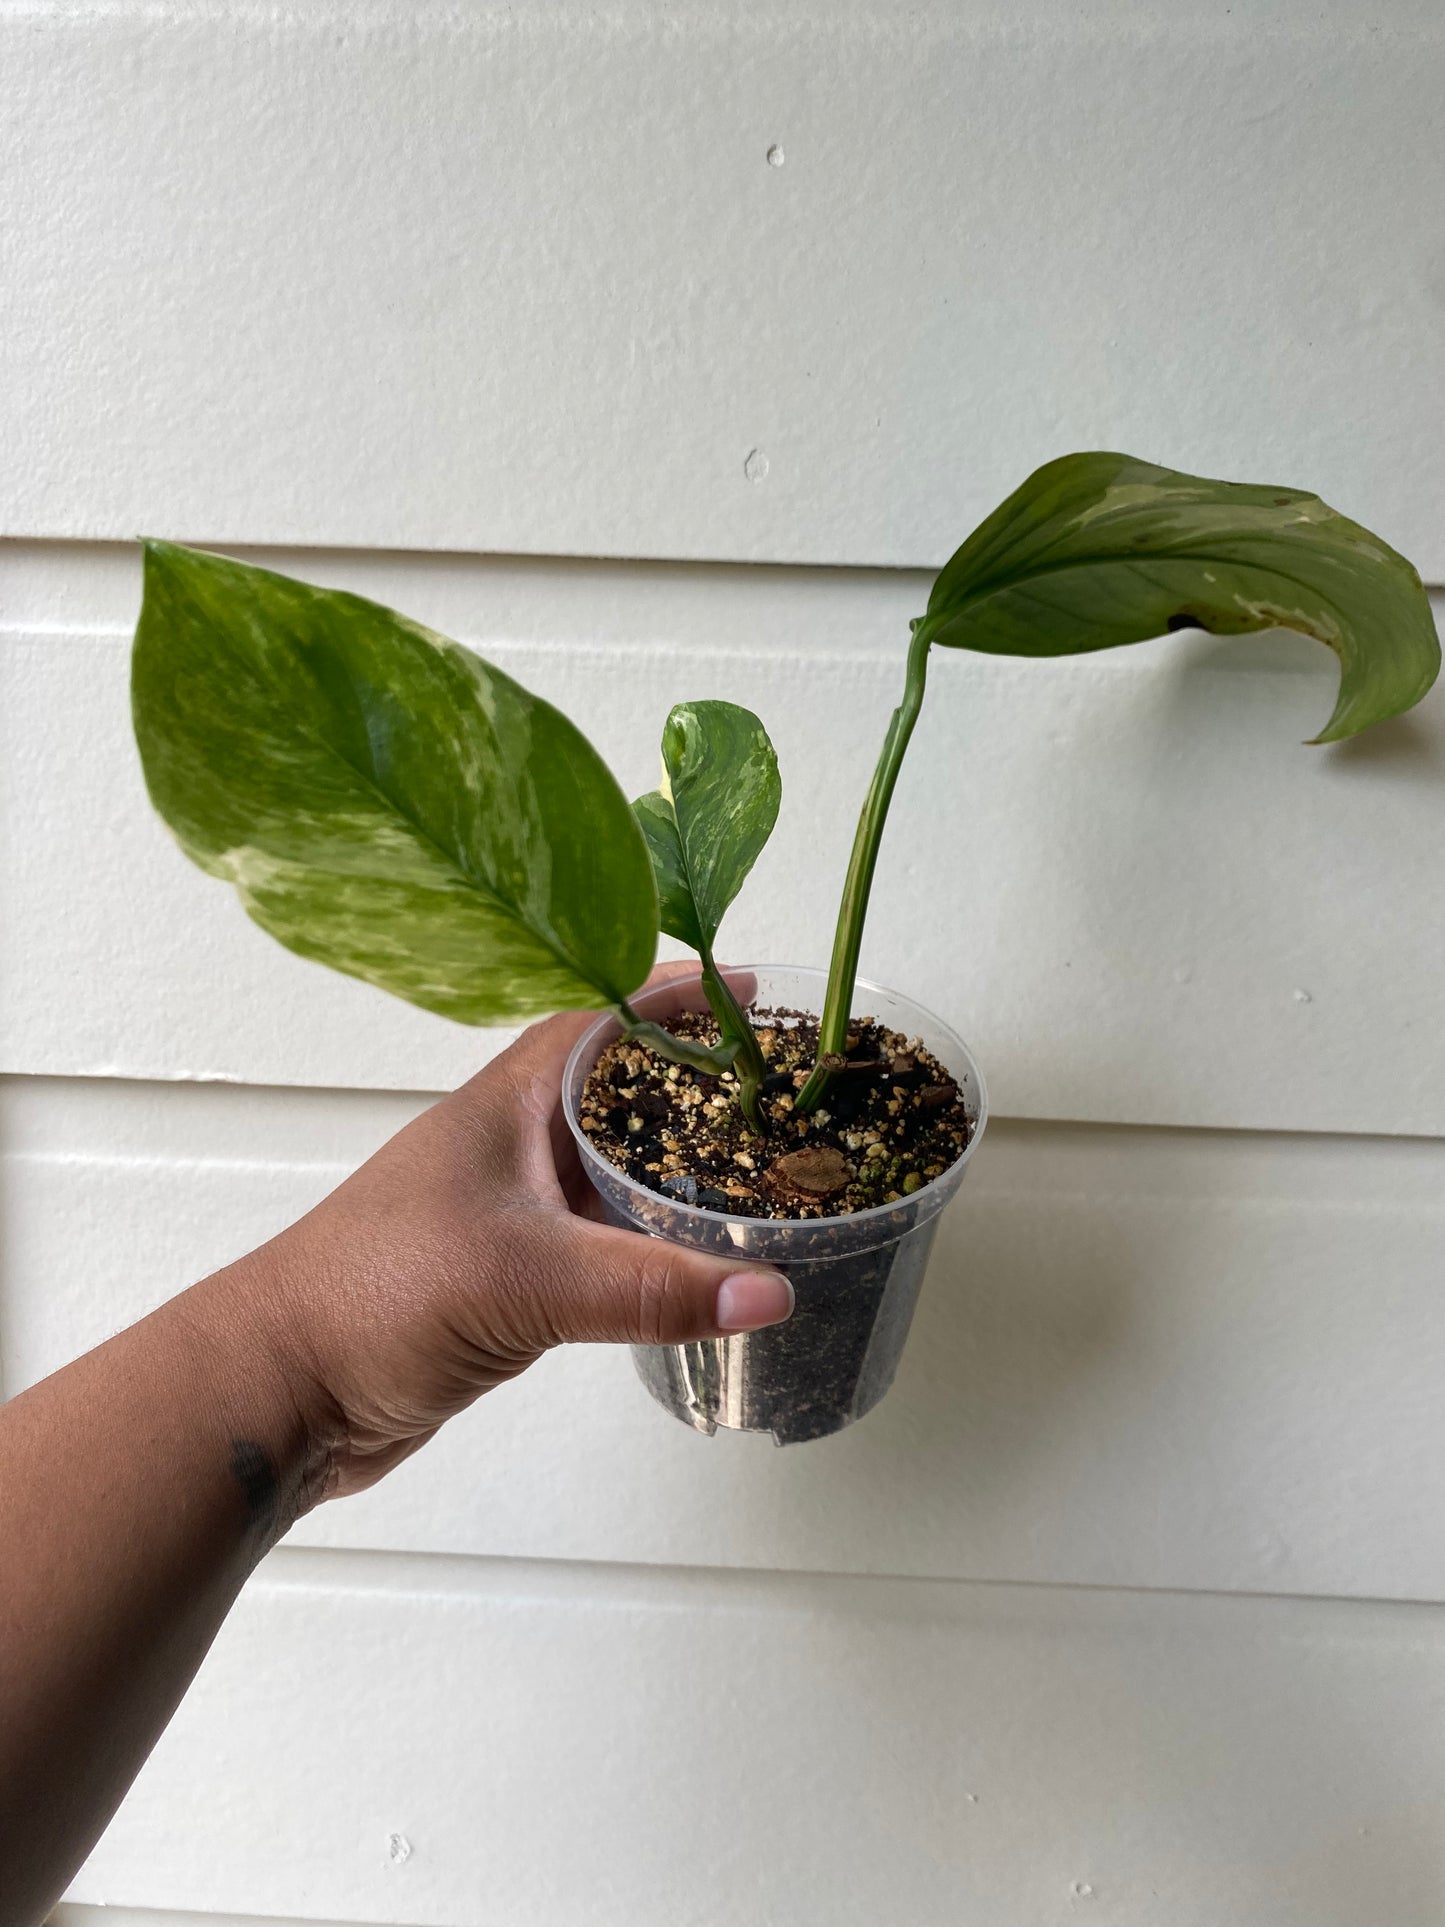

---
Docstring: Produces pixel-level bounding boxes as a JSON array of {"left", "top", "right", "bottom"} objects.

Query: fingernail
[{"left": 716, "top": 1271, "right": 794, "bottom": 1333}]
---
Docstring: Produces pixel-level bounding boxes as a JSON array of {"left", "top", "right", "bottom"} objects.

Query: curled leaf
[{"left": 926, "top": 452, "right": 1439, "bottom": 742}]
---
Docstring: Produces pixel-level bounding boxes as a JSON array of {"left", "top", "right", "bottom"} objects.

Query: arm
[{"left": 0, "top": 989, "right": 792, "bottom": 1925}]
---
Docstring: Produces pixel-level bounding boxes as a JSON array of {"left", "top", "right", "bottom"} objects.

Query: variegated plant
[{"left": 132, "top": 452, "right": 1439, "bottom": 1131}]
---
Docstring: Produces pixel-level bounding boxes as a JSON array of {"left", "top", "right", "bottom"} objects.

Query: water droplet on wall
[
  {"left": 766, "top": 143, "right": 785, "bottom": 167},
  {"left": 387, "top": 1831, "right": 413, "bottom": 1865},
  {"left": 744, "top": 447, "right": 769, "bottom": 483}
]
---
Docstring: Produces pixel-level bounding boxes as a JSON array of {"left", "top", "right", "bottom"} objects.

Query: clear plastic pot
[{"left": 563, "top": 966, "right": 987, "bottom": 1445}]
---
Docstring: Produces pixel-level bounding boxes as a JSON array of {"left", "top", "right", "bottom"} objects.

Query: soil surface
[{"left": 579, "top": 1006, "right": 974, "bottom": 1220}]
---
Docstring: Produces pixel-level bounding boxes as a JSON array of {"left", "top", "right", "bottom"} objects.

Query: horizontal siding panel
[
  {"left": 68, "top": 1545, "right": 1445, "bottom": 1926},
  {"left": 3, "top": 3, "right": 1443, "bottom": 571},
  {"left": 7, "top": 1075, "right": 1445, "bottom": 1604},
  {"left": 4, "top": 558, "right": 1444, "bottom": 1134}
]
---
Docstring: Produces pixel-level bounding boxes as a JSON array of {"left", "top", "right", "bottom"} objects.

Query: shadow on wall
[
  {"left": 1160, "top": 621, "right": 1445, "bottom": 784},
  {"left": 1324, "top": 704, "right": 1445, "bottom": 777},
  {"left": 724, "top": 1142, "right": 1445, "bottom": 1923},
  {"left": 834, "top": 1172, "right": 1141, "bottom": 1511}
]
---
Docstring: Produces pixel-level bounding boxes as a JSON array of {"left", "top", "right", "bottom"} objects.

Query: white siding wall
[{"left": 6, "top": 2, "right": 1445, "bottom": 1921}]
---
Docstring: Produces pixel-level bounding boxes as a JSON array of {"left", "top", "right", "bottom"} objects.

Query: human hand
[{"left": 203, "top": 965, "right": 792, "bottom": 1504}]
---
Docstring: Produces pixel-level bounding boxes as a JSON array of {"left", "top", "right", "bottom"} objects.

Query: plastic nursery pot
[{"left": 563, "top": 965, "right": 988, "bottom": 1446}]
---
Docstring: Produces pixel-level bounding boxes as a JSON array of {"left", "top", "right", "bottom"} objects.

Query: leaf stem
[
  {"left": 617, "top": 965, "right": 766, "bottom": 1129},
  {"left": 795, "top": 615, "right": 937, "bottom": 1115},
  {"left": 699, "top": 955, "right": 768, "bottom": 1133},
  {"left": 616, "top": 1002, "right": 741, "bottom": 1077}
]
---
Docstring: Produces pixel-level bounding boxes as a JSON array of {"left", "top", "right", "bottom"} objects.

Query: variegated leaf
[
  {"left": 132, "top": 542, "right": 658, "bottom": 1022},
  {"left": 925, "top": 451, "right": 1439, "bottom": 743},
  {"left": 633, "top": 700, "right": 780, "bottom": 958}
]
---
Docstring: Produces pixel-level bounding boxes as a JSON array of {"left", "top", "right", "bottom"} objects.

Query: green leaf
[
  {"left": 632, "top": 700, "right": 781, "bottom": 957},
  {"left": 132, "top": 542, "right": 658, "bottom": 1023},
  {"left": 925, "top": 452, "right": 1439, "bottom": 743}
]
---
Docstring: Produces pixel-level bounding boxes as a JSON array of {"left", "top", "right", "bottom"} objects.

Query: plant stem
[
  {"left": 616, "top": 1003, "right": 741, "bottom": 1077},
  {"left": 699, "top": 955, "right": 768, "bottom": 1133},
  {"left": 794, "top": 615, "right": 937, "bottom": 1115},
  {"left": 617, "top": 963, "right": 767, "bottom": 1131}
]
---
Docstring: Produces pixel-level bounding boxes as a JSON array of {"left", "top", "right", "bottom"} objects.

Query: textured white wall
[
  {"left": 5, "top": 2, "right": 1445, "bottom": 1922},
  {"left": 6, "top": 0, "right": 1445, "bottom": 571}
]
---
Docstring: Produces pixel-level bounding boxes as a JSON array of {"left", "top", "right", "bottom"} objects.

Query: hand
[{"left": 203, "top": 965, "right": 792, "bottom": 1504}]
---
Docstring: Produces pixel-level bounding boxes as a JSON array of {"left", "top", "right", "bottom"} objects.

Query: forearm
[{"left": 0, "top": 1258, "right": 330, "bottom": 1927}]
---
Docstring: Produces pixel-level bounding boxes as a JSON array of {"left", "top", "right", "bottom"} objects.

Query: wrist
[{"left": 176, "top": 1250, "right": 346, "bottom": 1539}]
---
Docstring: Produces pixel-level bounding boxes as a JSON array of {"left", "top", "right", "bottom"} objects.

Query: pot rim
[{"left": 561, "top": 963, "right": 989, "bottom": 1234}]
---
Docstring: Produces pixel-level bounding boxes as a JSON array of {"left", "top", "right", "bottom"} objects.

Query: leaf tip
[{"left": 139, "top": 537, "right": 197, "bottom": 598}]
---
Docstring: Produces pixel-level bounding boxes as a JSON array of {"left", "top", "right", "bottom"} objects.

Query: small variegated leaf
[
  {"left": 633, "top": 700, "right": 780, "bottom": 956},
  {"left": 132, "top": 542, "right": 658, "bottom": 1022},
  {"left": 925, "top": 451, "right": 1440, "bottom": 743}
]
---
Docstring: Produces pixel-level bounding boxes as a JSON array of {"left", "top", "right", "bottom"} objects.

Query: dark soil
[{"left": 578, "top": 1006, "right": 974, "bottom": 1221}]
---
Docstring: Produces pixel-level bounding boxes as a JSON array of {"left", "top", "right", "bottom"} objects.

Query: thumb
[{"left": 536, "top": 1218, "right": 794, "bottom": 1348}]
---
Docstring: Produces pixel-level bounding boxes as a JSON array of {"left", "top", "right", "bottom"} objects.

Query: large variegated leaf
[
  {"left": 925, "top": 452, "right": 1439, "bottom": 743},
  {"left": 633, "top": 701, "right": 780, "bottom": 957},
  {"left": 132, "top": 542, "right": 657, "bottom": 1021}
]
